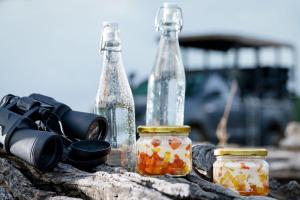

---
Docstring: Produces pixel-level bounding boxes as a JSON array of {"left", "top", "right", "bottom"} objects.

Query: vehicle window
[
  {"left": 203, "top": 90, "right": 222, "bottom": 101},
  {"left": 186, "top": 72, "right": 204, "bottom": 97},
  {"left": 133, "top": 81, "right": 148, "bottom": 95}
]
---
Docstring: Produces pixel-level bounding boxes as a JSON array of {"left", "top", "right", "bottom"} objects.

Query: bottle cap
[
  {"left": 100, "top": 22, "right": 122, "bottom": 52},
  {"left": 155, "top": 3, "right": 183, "bottom": 32}
]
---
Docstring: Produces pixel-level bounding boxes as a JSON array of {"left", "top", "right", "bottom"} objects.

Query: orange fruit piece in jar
[
  {"left": 138, "top": 152, "right": 146, "bottom": 169},
  {"left": 138, "top": 152, "right": 151, "bottom": 174},
  {"left": 151, "top": 138, "right": 161, "bottom": 147},
  {"left": 169, "top": 137, "right": 182, "bottom": 150},
  {"left": 240, "top": 162, "right": 250, "bottom": 170},
  {"left": 167, "top": 154, "right": 186, "bottom": 175},
  {"left": 152, "top": 166, "right": 162, "bottom": 174},
  {"left": 153, "top": 152, "right": 162, "bottom": 161},
  {"left": 167, "top": 167, "right": 176, "bottom": 174},
  {"left": 174, "top": 154, "right": 184, "bottom": 168},
  {"left": 145, "top": 157, "right": 156, "bottom": 174},
  {"left": 250, "top": 184, "right": 257, "bottom": 193},
  {"left": 185, "top": 144, "right": 191, "bottom": 151}
]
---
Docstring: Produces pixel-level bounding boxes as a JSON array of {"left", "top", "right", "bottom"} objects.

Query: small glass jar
[
  {"left": 136, "top": 126, "right": 192, "bottom": 176},
  {"left": 213, "top": 148, "right": 269, "bottom": 196}
]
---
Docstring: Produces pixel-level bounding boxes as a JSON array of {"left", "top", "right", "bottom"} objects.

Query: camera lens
[{"left": 87, "top": 121, "right": 101, "bottom": 140}]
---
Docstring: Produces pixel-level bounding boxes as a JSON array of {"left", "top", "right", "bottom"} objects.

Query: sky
[{"left": 0, "top": 0, "right": 300, "bottom": 111}]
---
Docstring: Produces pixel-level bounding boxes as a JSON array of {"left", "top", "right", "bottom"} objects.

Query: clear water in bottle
[
  {"left": 146, "top": 3, "right": 186, "bottom": 126},
  {"left": 96, "top": 103, "right": 135, "bottom": 168},
  {"left": 147, "top": 77, "right": 185, "bottom": 125}
]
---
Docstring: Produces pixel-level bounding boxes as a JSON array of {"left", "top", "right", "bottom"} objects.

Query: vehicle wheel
[{"left": 189, "top": 125, "right": 208, "bottom": 143}]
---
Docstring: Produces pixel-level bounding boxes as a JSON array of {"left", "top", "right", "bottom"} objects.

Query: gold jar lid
[
  {"left": 214, "top": 148, "right": 268, "bottom": 156},
  {"left": 137, "top": 125, "right": 191, "bottom": 135}
]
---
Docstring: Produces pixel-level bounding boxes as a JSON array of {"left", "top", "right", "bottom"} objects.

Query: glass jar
[
  {"left": 136, "top": 126, "right": 192, "bottom": 176},
  {"left": 213, "top": 148, "right": 269, "bottom": 196}
]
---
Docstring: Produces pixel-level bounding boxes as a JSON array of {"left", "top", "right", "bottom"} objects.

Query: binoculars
[{"left": 0, "top": 93, "right": 107, "bottom": 171}]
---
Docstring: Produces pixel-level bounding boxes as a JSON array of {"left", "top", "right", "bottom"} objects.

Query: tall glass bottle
[
  {"left": 146, "top": 3, "right": 185, "bottom": 126},
  {"left": 95, "top": 22, "right": 136, "bottom": 170}
]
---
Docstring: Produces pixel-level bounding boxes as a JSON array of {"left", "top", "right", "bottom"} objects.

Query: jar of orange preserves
[
  {"left": 213, "top": 148, "right": 269, "bottom": 196},
  {"left": 136, "top": 126, "right": 192, "bottom": 176}
]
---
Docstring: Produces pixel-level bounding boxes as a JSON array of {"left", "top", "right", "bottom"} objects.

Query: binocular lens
[
  {"left": 9, "top": 129, "right": 63, "bottom": 171},
  {"left": 61, "top": 110, "right": 107, "bottom": 140},
  {"left": 38, "top": 136, "right": 62, "bottom": 169},
  {"left": 87, "top": 121, "right": 101, "bottom": 140}
]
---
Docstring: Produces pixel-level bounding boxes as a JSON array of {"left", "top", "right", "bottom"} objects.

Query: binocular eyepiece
[{"left": 0, "top": 93, "right": 107, "bottom": 171}]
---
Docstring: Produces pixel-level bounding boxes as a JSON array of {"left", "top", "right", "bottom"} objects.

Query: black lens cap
[
  {"left": 66, "top": 155, "right": 108, "bottom": 170},
  {"left": 67, "top": 140, "right": 111, "bottom": 169}
]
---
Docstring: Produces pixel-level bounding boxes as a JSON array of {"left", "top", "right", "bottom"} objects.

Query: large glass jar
[
  {"left": 136, "top": 126, "right": 192, "bottom": 176},
  {"left": 213, "top": 148, "right": 269, "bottom": 196}
]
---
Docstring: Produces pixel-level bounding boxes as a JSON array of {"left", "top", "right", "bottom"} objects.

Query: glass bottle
[
  {"left": 146, "top": 3, "right": 186, "bottom": 126},
  {"left": 95, "top": 22, "right": 136, "bottom": 171}
]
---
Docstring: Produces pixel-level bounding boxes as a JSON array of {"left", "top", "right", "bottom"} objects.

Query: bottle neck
[
  {"left": 156, "top": 29, "right": 181, "bottom": 64},
  {"left": 102, "top": 49, "right": 122, "bottom": 65},
  {"left": 160, "top": 30, "right": 179, "bottom": 41},
  {"left": 157, "top": 30, "right": 180, "bottom": 56}
]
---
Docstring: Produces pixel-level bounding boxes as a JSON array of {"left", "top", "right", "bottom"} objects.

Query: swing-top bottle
[
  {"left": 95, "top": 22, "right": 136, "bottom": 170},
  {"left": 146, "top": 3, "right": 186, "bottom": 126}
]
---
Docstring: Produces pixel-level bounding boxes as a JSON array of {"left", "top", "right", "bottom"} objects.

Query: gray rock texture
[{"left": 0, "top": 144, "right": 298, "bottom": 200}]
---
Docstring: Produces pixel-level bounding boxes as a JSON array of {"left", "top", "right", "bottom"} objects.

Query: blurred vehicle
[{"left": 133, "top": 34, "right": 297, "bottom": 146}]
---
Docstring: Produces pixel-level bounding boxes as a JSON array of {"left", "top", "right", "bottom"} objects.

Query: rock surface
[
  {"left": 0, "top": 187, "right": 13, "bottom": 200},
  {"left": 0, "top": 144, "right": 298, "bottom": 200},
  {"left": 192, "top": 143, "right": 216, "bottom": 180}
]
